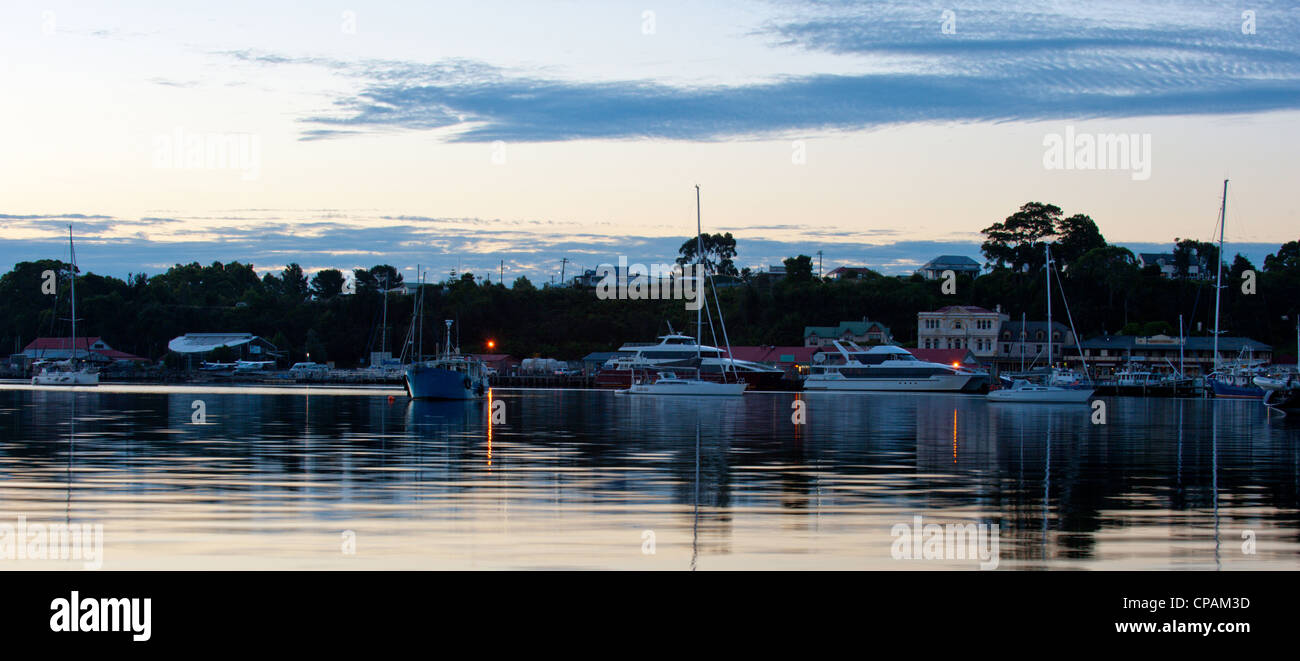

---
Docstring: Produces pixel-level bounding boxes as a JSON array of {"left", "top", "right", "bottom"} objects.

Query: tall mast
[
  {"left": 1045, "top": 243, "right": 1052, "bottom": 368},
  {"left": 1020, "top": 311, "right": 1026, "bottom": 372},
  {"left": 69, "top": 225, "right": 77, "bottom": 362},
  {"left": 695, "top": 185, "right": 703, "bottom": 364},
  {"left": 1212, "top": 179, "right": 1228, "bottom": 372}
]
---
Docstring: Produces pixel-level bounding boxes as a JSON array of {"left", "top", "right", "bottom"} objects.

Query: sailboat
[
  {"left": 1203, "top": 180, "right": 1266, "bottom": 399},
  {"left": 987, "top": 244, "right": 1092, "bottom": 403},
  {"left": 623, "top": 186, "right": 746, "bottom": 397},
  {"left": 32, "top": 226, "right": 99, "bottom": 386}
]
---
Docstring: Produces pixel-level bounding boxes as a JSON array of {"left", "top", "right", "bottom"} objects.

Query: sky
[{"left": 2, "top": 1, "right": 1298, "bottom": 284}]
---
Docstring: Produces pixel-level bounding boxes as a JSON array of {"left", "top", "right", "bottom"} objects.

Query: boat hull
[
  {"left": 622, "top": 380, "right": 747, "bottom": 396},
  {"left": 405, "top": 364, "right": 487, "bottom": 400},
  {"left": 802, "top": 373, "right": 974, "bottom": 392},
  {"left": 595, "top": 367, "right": 785, "bottom": 391},
  {"left": 987, "top": 388, "right": 1094, "bottom": 403},
  {"left": 1208, "top": 378, "right": 1264, "bottom": 400},
  {"left": 1263, "top": 388, "right": 1300, "bottom": 412},
  {"left": 32, "top": 371, "right": 99, "bottom": 386}
]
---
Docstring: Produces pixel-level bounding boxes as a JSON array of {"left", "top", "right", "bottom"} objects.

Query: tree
[
  {"left": 980, "top": 202, "right": 1061, "bottom": 271},
  {"left": 783, "top": 255, "right": 814, "bottom": 283},
  {"left": 1229, "top": 254, "right": 1254, "bottom": 281},
  {"left": 310, "top": 269, "right": 345, "bottom": 299},
  {"left": 1174, "top": 239, "right": 1218, "bottom": 278},
  {"left": 677, "top": 232, "right": 739, "bottom": 276},
  {"left": 369, "top": 265, "right": 404, "bottom": 291},
  {"left": 512, "top": 276, "right": 536, "bottom": 291},
  {"left": 281, "top": 263, "right": 309, "bottom": 302},
  {"left": 1264, "top": 241, "right": 1300, "bottom": 272},
  {"left": 1054, "top": 214, "right": 1106, "bottom": 268}
]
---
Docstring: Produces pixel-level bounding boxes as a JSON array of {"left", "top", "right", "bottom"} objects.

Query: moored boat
[
  {"left": 620, "top": 370, "right": 747, "bottom": 396},
  {"left": 595, "top": 330, "right": 786, "bottom": 390},
  {"left": 987, "top": 379, "right": 1094, "bottom": 403},
  {"left": 32, "top": 226, "right": 98, "bottom": 387},
  {"left": 803, "top": 342, "right": 977, "bottom": 392},
  {"left": 404, "top": 320, "right": 489, "bottom": 400}
]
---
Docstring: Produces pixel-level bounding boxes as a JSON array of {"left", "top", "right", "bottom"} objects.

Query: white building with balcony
[{"left": 917, "top": 305, "right": 1008, "bottom": 360}]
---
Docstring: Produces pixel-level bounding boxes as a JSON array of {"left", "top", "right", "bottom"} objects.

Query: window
[
  {"left": 1003, "top": 344, "right": 1010, "bottom": 353},
  {"left": 953, "top": 321, "right": 963, "bottom": 330},
  {"left": 1036, "top": 331, "right": 1045, "bottom": 340}
]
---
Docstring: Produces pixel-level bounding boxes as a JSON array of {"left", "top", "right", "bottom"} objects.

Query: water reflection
[{"left": 0, "top": 386, "right": 1297, "bottom": 569}]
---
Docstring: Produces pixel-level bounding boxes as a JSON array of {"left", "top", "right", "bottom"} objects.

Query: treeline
[{"left": 1, "top": 202, "right": 1298, "bottom": 364}]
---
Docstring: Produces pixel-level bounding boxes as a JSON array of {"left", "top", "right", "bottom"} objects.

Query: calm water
[{"left": 2, "top": 384, "right": 1298, "bottom": 570}]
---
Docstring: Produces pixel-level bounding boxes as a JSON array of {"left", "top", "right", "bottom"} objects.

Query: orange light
[
  {"left": 952, "top": 362, "right": 960, "bottom": 368},
  {"left": 487, "top": 340, "right": 496, "bottom": 350}
]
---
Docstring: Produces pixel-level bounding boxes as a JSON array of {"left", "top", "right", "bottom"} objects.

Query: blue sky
[{"left": 2, "top": 1, "right": 1298, "bottom": 283}]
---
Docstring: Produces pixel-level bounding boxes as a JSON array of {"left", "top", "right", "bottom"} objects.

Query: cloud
[
  {"left": 2, "top": 211, "right": 1285, "bottom": 283},
  {"left": 215, "top": 1, "right": 1300, "bottom": 142}
]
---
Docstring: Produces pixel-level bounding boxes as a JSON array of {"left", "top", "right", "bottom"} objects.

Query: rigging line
[
  {"left": 708, "top": 272, "right": 738, "bottom": 379},
  {"left": 1051, "top": 260, "right": 1091, "bottom": 382}
]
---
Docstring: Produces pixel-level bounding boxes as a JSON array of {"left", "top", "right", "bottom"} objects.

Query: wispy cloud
[{"left": 214, "top": 2, "right": 1300, "bottom": 142}]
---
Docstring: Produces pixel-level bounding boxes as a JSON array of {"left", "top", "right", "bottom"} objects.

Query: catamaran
[
  {"left": 622, "top": 186, "right": 746, "bottom": 397},
  {"left": 32, "top": 226, "right": 99, "bottom": 387}
]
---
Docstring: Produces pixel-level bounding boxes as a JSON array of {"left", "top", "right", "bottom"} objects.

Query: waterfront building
[
  {"left": 469, "top": 353, "right": 519, "bottom": 375},
  {"left": 916, "top": 305, "right": 1007, "bottom": 359},
  {"left": 23, "top": 337, "right": 148, "bottom": 364},
  {"left": 1068, "top": 334, "right": 1271, "bottom": 378},
  {"left": 804, "top": 319, "right": 893, "bottom": 347},
  {"left": 993, "top": 320, "right": 1076, "bottom": 371},
  {"left": 726, "top": 345, "right": 818, "bottom": 376},
  {"left": 167, "top": 333, "right": 281, "bottom": 367}
]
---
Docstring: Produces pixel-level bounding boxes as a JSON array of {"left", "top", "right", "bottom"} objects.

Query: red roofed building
[
  {"left": 23, "top": 337, "right": 149, "bottom": 363},
  {"left": 725, "top": 346, "right": 818, "bottom": 375},
  {"left": 469, "top": 354, "right": 520, "bottom": 375}
]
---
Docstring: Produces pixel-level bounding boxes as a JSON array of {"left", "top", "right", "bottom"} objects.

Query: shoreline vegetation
[{"left": 2, "top": 203, "right": 1298, "bottom": 366}]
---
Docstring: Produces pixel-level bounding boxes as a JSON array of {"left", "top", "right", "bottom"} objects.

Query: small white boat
[
  {"left": 32, "top": 225, "right": 99, "bottom": 387},
  {"left": 1254, "top": 374, "right": 1298, "bottom": 392},
  {"left": 621, "top": 371, "right": 746, "bottom": 396},
  {"left": 987, "top": 379, "right": 1093, "bottom": 403},
  {"left": 32, "top": 361, "right": 99, "bottom": 386}
]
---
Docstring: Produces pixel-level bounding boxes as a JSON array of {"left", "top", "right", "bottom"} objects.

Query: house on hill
[
  {"left": 917, "top": 255, "right": 981, "bottom": 280},
  {"left": 804, "top": 319, "right": 893, "bottom": 347}
]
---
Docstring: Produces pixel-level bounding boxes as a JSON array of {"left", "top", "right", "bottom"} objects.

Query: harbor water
[{"left": 1, "top": 384, "right": 1298, "bottom": 570}]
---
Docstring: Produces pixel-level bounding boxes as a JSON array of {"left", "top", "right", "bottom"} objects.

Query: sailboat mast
[
  {"left": 1020, "top": 311, "right": 1026, "bottom": 372},
  {"left": 1045, "top": 243, "right": 1052, "bottom": 368},
  {"left": 695, "top": 185, "right": 703, "bottom": 368},
  {"left": 1212, "top": 179, "right": 1228, "bottom": 372},
  {"left": 69, "top": 225, "right": 77, "bottom": 362}
]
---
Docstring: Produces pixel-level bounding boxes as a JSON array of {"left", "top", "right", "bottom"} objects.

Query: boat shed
[{"left": 167, "top": 333, "right": 280, "bottom": 364}]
